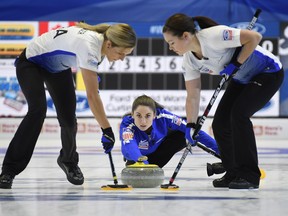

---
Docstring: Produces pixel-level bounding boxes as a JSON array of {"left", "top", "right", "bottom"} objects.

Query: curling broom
[{"left": 101, "top": 151, "right": 132, "bottom": 190}]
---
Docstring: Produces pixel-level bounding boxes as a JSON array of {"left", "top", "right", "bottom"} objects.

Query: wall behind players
[{"left": 0, "top": 21, "right": 285, "bottom": 117}]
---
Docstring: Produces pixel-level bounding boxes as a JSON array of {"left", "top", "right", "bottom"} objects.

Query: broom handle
[{"left": 108, "top": 152, "right": 118, "bottom": 185}]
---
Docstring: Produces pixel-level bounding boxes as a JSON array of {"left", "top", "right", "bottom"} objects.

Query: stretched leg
[
  {"left": 212, "top": 81, "right": 243, "bottom": 174},
  {"left": 44, "top": 69, "right": 83, "bottom": 185},
  {"left": 44, "top": 69, "right": 78, "bottom": 165},
  {"left": 212, "top": 70, "right": 284, "bottom": 188},
  {"left": 2, "top": 53, "right": 46, "bottom": 176},
  {"left": 231, "top": 70, "right": 284, "bottom": 185},
  {"left": 211, "top": 81, "right": 244, "bottom": 187},
  {"left": 147, "top": 131, "right": 186, "bottom": 168}
]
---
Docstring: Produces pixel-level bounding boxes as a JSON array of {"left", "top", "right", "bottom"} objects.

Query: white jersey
[
  {"left": 182, "top": 25, "right": 282, "bottom": 84},
  {"left": 26, "top": 26, "right": 104, "bottom": 73}
]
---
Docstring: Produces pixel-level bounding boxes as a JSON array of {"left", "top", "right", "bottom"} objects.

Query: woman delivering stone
[{"left": 120, "top": 95, "right": 219, "bottom": 168}]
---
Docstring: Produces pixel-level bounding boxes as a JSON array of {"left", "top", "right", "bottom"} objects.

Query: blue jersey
[{"left": 120, "top": 108, "right": 218, "bottom": 162}]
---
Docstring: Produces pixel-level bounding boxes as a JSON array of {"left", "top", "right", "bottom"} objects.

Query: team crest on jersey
[
  {"left": 122, "top": 128, "right": 134, "bottom": 143},
  {"left": 138, "top": 140, "right": 149, "bottom": 150},
  {"left": 223, "top": 30, "right": 233, "bottom": 41},
  {"left": 172, "top": 115, "right": 182, "bottom": 126}
]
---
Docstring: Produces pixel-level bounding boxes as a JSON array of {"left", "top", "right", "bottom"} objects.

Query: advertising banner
[
  {"left": 0, "top": 88, "right": 279, "bottom": 117},
  {"left": 0, "top": 117, "right": 286, "bottom": 141},
  {"left": 0, "top": 21, "right": 39, "bottom": 59}
]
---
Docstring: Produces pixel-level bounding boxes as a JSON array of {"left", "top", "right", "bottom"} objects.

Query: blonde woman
[{"left": 0, "top": 22, "right": 136, "bottom": 189}]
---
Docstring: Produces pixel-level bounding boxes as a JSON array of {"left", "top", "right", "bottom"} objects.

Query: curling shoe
[
  {"left": 57, "top": 156, "right": 84, "bottom": 185},
  {"left": 0, "top": 173, "right": 15, "bottom": 189},
  {"left": 229, "top": 177, "right": 259, "bottom": 190},
  {"left": 213, "top": 173, "right": 235, "bottom": 188}
]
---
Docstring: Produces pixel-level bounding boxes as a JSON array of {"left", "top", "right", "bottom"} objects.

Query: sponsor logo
[
  {"left": 78, "top": 29, "right": 87, "bottom": 34},
  {"left": 87, "top": 58, "right": 98, "bottom": 67},
  {"left": 172, "top": 115, "right": 182, "bottom": 126},
  {"left": 199, "top": 66, "right": 214, "bottom": 74},
  {"left": 0, "top": 44, "right": 26, "bottom": 58},
  {"left": 149, "top": 25, "right": 164, "bottom": 35},
  {"left": 47, "top": 95, "right": 90, "bottom": 112},
  {"left": 139, "top": 140, "right": 149, "bottom": 150},
  {"left": 0, "top": 23, "right": 35, "bottom": 40},
  {"left": 88, "top": 53, "right": 97, "bottom": 58},
  {"left": 230, "top": 22, "right": 266, "bottom": 34},
  {"left": 223, "top": 30, "right": 233, "bottom": 41}
]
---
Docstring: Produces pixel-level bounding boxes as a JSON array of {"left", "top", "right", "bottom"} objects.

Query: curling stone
[{"left": 121, "top": 162, "right": 164, "bottom": 188}]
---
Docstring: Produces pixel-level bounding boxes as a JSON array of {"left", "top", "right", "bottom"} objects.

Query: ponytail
[
  {"left": 76, "top": 22, "right": 136, "bottom": 48},
  {"left": 76, "top": 22, "right": 110, "bottom": 33},
  {"left": 163, "top": 13, "right": 219, "bottom": 36},
  {"left": 192, "top": 16, "right": 218, "bottom": 29}
]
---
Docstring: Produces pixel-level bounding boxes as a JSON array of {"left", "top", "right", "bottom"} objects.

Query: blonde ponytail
[{"left": 75, "top": 22, "right": 136, "bottom": 48}]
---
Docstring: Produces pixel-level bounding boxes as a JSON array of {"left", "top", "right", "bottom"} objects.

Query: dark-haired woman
[{"left": 162, "top": 13, "right": 284, "bottom": 189}]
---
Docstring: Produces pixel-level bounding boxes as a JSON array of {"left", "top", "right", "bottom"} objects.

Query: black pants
[
  {"left": 212, "top": 70, "right": 284, "bottom": 185},
  {"left": 2, "top": 50, "right": 78, "bottom": 176},
  {"left": 147, "top": 131, "right": 187, "bottom": 168}
]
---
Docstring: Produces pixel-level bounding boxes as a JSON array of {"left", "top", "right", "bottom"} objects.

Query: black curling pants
[
  {"left": 2, "top": 50, "right": 79, "bottom": 176},
  {"left": 212, "top": 69, "right": 284, "bottom": 185},
  {"left": 147, "top": 131, "right": 187, "bottom": 168}
]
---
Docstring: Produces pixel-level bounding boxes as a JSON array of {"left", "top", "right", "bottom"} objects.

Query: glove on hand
[
  {"left": 101, "top": 127, "right": 115, "bottom": 154},
  {"left": 185, "top": 123, "right": 197, "bottom": 146},
  {"left": 219, "top": 61, "right": 242, "bottom": 77}
]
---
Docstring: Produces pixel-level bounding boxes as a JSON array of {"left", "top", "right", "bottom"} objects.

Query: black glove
[{"left": 101, "top": 127, "right": 115, "bottom": 154}]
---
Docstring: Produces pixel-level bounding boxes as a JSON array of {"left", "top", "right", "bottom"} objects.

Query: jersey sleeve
[
  {"left": 120, "top": 121, "right": 147, "bottom": 163},
  {"left": 76, "top": 40, "right": 100, "bottom": 72},
  {"left": 209, "top": 26, "right": 242, "bottom": 50},
  {"left": 160, "top": 109, "right": 186, "bottom": 133},
  {"left": 72, "top": 30, "right": 103, "bottom": 72}
]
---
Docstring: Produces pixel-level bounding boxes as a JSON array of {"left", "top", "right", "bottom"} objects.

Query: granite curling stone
[{"left": 121, "top": 162, "right": 165, "bottom": 188}]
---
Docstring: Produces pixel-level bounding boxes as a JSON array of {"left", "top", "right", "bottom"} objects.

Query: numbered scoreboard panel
[{"left": 95, "top": 38, "right": 278, "bottom": 91}]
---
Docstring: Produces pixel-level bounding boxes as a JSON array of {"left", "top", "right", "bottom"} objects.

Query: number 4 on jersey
[{"left": 53, "top": 29, "right": 68, "bottom": 39}]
